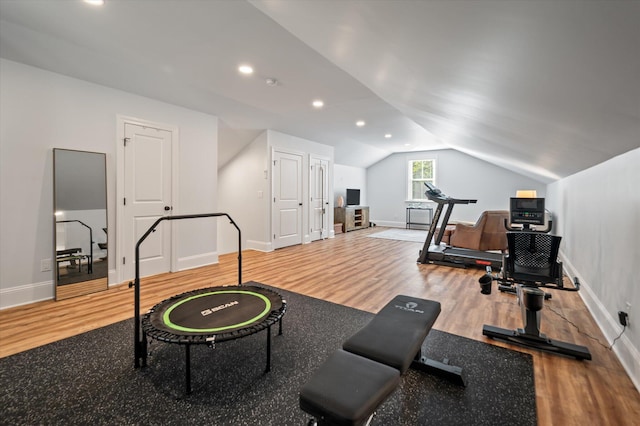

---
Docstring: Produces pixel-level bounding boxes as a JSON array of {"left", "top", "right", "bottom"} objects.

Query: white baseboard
[
  {"left": 0, "top": 280, "right": 54, "bottom": 310},
  {"left": 0, "top": 258, "right": 217, "bottom": 311},
  {"left": 246, "top": 239, "right": 273, "bottom": 252},
  {"left": 560, "top": 251, "right": 640, "bottom": 392}
]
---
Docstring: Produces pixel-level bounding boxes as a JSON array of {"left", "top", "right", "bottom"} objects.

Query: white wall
[
  {"left": 367, "top": 149, "right": 546, "bottom": 227},
  {"left": 218, "top": 130, "right": 334, "bottom": 254},
  {"left": 547, "top": 147, "right": 640, "bottom": 390},
  {"left": 171, "top": 114, "right": 218, "bottom": 268},
  {"left": 0, "top": 59, "right": 218, "bottom": 308},
  {"left": 218, "top": 131, "right": 270, "bottom": 255},
  {"left": 334, "top": 164, "right": 367, "bottom": 207}
]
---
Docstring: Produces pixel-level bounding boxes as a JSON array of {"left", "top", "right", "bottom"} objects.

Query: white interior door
[
  {"left": 273, "top": 150, "right": 302, "bottom": 249},
  {"left": 123, "top": 122, "right": 172, "bottom": 279},
  {"left": 309, "top": 156, "right": 329, "bottom": 241}
]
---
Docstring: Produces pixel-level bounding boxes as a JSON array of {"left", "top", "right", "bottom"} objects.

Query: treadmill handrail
[{"left": 424, "top": 188, "right": 477, "bottom": 205}]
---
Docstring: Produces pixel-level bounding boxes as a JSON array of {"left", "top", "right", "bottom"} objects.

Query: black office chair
[{"left": 479, "top": 232, "right": 591, "bottom": 360}]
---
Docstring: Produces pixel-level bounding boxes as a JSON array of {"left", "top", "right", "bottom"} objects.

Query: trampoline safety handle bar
[{"left": 132, "top": 212, "right": 242, "bottom": 369}]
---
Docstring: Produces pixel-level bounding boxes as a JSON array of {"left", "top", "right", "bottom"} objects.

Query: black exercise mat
[{"left": 0, "top": 285, "right": 536, "bottom": 425}]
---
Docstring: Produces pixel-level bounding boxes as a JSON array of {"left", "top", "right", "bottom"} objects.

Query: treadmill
[{"left": 417, "top": 183, "right": 503, "bottom": 268}]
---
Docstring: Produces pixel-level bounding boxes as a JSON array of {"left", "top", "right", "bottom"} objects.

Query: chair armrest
[{"left": 449, "top": 223, "right": 482, "bottom": 250}]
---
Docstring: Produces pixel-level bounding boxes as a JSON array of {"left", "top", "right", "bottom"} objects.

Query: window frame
[{"left": 407, "top": 158, "right": 436, "bottom": 201}]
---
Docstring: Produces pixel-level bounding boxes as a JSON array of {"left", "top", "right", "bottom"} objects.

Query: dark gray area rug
[{"left": 0, "top": 285, "right": 536, "bottom": 425}]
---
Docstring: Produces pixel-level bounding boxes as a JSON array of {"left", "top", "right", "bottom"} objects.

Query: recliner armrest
[{"left": 449, "top": 223, "right": 483, "bottom": 250}]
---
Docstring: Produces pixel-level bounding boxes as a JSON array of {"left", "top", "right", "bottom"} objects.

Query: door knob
[{"left": 164, "top": 206, "right": 171, "bottom": 211}]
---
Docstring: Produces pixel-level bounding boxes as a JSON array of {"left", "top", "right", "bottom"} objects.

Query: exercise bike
[{"left": 478, "top": 197, "right": 591, "bottom": 360}]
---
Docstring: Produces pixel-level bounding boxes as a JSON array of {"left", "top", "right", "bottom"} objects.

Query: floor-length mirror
[{"left": 53, "top": 149, "right": 108, "bottom": 300}]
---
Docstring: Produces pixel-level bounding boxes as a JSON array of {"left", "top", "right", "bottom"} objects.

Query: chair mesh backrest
[{"left": 507, "top": 232, "right": 561, "bottom": 269}]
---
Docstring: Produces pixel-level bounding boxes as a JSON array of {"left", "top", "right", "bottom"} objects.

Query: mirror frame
[{"left": 53, "top": 148, "right": 108, "bottom": 300}]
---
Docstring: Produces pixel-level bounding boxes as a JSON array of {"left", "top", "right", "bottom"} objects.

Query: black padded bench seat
[
  {"left": 344, "top": 295, "right": 465, "bottom": 385},
  {"left": 299, "top": 349, "right": 400, "bottom": 426},
  {"left": 343, "top": 295, "right": 440, "bottom": 373},
  {"left": 300, "top": 295, "right": 465, "bottom": 425}
]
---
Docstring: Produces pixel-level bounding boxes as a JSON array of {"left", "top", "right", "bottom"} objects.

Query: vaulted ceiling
[{"left": 1, "top": 0, "right": 638, "bottom": 183}]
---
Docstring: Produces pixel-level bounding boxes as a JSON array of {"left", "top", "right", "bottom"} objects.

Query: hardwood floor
[{"left": 1, "top": 227, "right": 638, "bottom": 424}]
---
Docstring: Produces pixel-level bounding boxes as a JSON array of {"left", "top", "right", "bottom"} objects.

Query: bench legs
[{"left": 412, "top": 348, "right": 466, "bottom": 387}]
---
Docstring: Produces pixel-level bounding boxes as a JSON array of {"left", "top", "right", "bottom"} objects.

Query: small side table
[{"left": 406, "top": 207, "right": 433, "bottom": 229}]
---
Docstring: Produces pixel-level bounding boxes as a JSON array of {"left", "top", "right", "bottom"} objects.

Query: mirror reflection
[{"left": 53, "top": 149, "right": 108, "bottom": 300}]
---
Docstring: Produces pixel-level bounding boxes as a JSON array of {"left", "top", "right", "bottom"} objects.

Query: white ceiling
[{"left": 1, "top": 0, "right": 638, "bottom": 183}]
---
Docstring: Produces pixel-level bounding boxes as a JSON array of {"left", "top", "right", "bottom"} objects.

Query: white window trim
[{"left": 407, "top": 159, "right": 436, "bottom": 202}]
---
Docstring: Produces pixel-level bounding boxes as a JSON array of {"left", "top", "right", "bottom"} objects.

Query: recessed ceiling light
[
  {"left": 84, "top": 0, "right": 105, "bottom": 5},
  {"left": 312, "top": 100, "right": 324, "bottom": 108},
  {"left": 356, "top": 120, "right": 366, "bottom": 127},
  {"left": 404, "top": 143, "right": 411, "bottom": 146},
  {"left": 384, "top": 133, "right": 392, "bottom": 138},
  {"left": 238, "top": 65, "right": 254, "bottom": 75}
]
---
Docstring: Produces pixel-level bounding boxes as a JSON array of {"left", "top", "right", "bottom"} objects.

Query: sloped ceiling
[{"left": 1, "top": 0, "right": 638, "bottom": 183}]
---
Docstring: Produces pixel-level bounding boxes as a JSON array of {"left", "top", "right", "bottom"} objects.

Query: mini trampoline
[{"left": 131, "top": 213, "right": 287, "bottom": 394}]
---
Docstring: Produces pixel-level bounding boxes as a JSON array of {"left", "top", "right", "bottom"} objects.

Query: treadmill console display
[{"left": 510, "top": 198, "right": 545, "bottom": 225}]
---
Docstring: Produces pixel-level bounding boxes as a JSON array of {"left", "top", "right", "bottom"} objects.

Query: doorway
[
  {"left": 117, "top": 118, "right": 177, "bottom": 282},
  {"left": 272, "top": 150, "right": 303, "bottom": 249},
  {"left": 309, "top": 156, "right": 329, "bottom": 241}
]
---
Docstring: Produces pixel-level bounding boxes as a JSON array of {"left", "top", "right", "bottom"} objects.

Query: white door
[
  {"left": 309, "top": 157, "right": 329, "bottom": 241},
  {"left": 123, "top": 123, "right": 173, "bottom": 279},
  {"left": 273, "top": 150, "right": 303, "bottom": 249}
]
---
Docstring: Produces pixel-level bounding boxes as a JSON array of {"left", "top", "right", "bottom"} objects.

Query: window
[{"left": 408, "top": 159, "right": 435, "bottom": 201}]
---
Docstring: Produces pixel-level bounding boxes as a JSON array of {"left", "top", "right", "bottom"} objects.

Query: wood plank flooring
[{"left": 1, "top": 227, "right": 638, "bottom": 424}]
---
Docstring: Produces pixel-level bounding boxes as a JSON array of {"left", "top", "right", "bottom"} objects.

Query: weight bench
[{"left": 300, "top": 295, "right": 465, "bottom": 425}]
